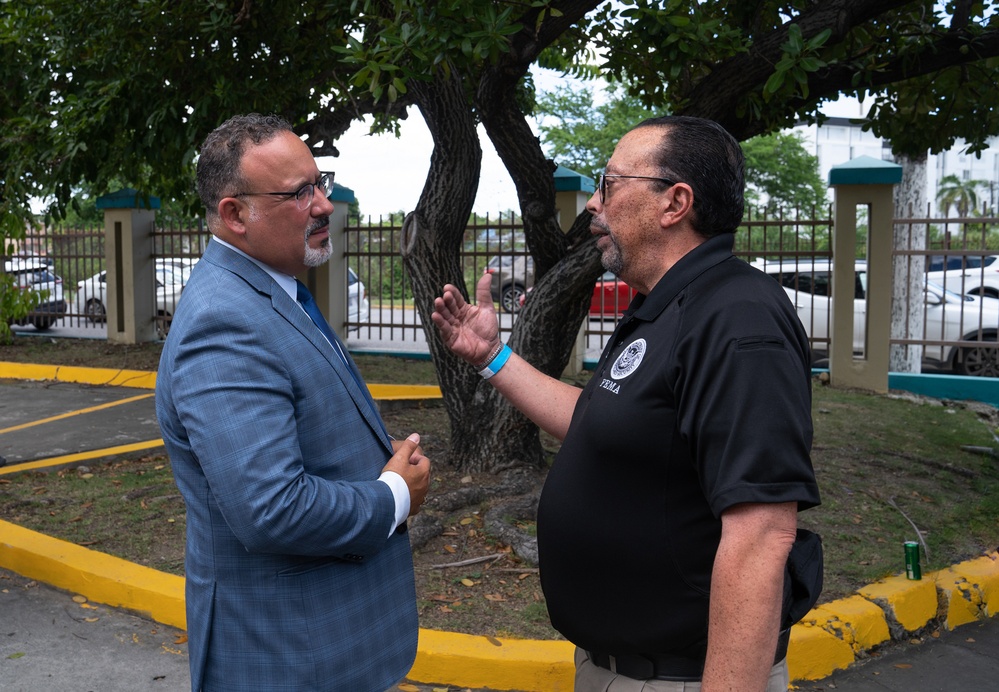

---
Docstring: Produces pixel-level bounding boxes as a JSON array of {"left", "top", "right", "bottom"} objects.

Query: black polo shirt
[{"left": 536, "top": 233, "right": 820, "bottom": 660}]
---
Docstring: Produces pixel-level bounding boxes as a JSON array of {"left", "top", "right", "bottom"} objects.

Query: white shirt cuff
[{"left": 378, "top": 471, "right": 410, "bottom": 536}]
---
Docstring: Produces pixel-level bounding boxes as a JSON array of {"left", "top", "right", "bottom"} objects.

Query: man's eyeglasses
[
  {"left": 598, "top": 173, "right": 675, "bottom": 204},
  {"left": 235, "top": 172, "right": 335, "bottom": 210}
]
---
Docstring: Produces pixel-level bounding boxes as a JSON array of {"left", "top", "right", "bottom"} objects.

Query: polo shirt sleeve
[{"left": 673, "top": 283, "right": 820, "bottom": 518}]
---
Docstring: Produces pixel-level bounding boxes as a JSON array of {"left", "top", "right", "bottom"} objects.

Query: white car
[
  {"left": 926, "top": 254, "right": 999, "bottom": 299},
  {"left": 347, "top": 267, "right": 369, "bottom": 328},
  {"left": 3, "top": 257, "right": 67, "bottom": 331},
  {"left": 753, "top": 258, "right": 999, "bottom": 377},
  {"left": 74, "top": 259, "right": 195, "bottom": 335}
]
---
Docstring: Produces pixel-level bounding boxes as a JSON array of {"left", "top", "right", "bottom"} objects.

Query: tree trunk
[
  {"left": 399, "top": 63, "right": 597, "bottom": 473},
  {"left": 889, "top": 151, "right": 927, "bottom": 373}
]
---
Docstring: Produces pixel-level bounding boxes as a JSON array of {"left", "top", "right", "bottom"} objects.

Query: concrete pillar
[
  {"left": 97, "top": 189, "right": 161, "bottom": 344},
  {"left": 828, "top": 156, "right": 903, "bottom": 393},
  {"left": 297, "top": 183, "right": 355, "bottom": 340},
  {"left": 553, "top": 166, "right": 597, "bottom": 376}
]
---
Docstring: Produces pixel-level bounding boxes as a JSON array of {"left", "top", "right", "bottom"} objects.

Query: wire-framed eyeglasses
[
  {"left": 235, "top": 172, "right": 335, "bottom": 210},
  {"left": 598, "top": 173, "right": 675, "bottom": 204}
]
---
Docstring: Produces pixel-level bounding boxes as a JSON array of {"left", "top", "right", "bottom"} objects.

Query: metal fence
[{"left": 6, "top": 207, "right": 999, "bottom": 374}]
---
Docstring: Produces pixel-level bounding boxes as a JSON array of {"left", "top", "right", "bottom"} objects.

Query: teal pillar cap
[
  {"left": 95, "top": 188, "right": 162, "bottom": 210},
  {"left": 829, "top": 156, "right": 903, "bottom": 186},
  {"left": 328, "top": 182, "right": 356, "bottom": 204},
  {"left": 554, "top": 165, "right": 596, "bottom": 193}
]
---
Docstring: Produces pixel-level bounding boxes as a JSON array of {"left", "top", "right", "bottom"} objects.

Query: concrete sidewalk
[{"left": 2, "top": 361, "right": 998, "bottom": 691}]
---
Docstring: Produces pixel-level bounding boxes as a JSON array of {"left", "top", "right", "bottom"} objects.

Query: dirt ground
[{"left": 3, "top": 338, "right": 999, "bottom": 641}]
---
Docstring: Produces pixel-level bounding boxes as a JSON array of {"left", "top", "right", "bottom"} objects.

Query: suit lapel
[{"left": 204, "top": 241, "right": 393, "bottom": 452}]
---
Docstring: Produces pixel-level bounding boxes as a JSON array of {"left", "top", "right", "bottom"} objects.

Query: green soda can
[{"left": 904, "top": 541, "right": 922, "bottom": 580}]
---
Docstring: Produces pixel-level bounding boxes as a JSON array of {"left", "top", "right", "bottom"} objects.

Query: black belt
[{"left": 587, "top": 628, "right": 790, "bottom": 682}]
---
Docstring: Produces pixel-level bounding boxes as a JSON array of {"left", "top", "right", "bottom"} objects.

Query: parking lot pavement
[
  {"left": 0, "top": 569, "right": 190, "bottom": 692},
  {"left": 0, "top": 379, "right": 161, "bottom": 466}
]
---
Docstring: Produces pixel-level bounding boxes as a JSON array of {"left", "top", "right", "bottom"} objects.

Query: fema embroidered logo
[{"left": 610, "top": 338, "right": 646, "bottom": 380}]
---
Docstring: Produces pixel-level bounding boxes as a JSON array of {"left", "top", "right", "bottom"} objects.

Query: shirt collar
[{"left": 211, "top": 236, "right": 297, "bottom": 302}]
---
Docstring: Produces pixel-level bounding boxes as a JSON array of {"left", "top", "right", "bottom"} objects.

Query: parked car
[
  {"left": 347, "top": 267, "right": 369, "bottom": 327},
  {"left": 926, "top": 254, "right": 999, "bottom": 299},
  {"left": 754, "top": 258, "right": 999, "bottom": 376},
  {"left": 3, "top": 257, "right": 67, "bottom": 331},
  {"left": 487, "top": 254, "right": 535, "bottom": 313},
  {"left": 74, "top": 259, "right": 194, "bottom": 335},
  {"left": 589, "top": 271, "right": 637, "bottom": 317},
  {"left": 494, "top": 255, "right": 637, "bottom": 318}
]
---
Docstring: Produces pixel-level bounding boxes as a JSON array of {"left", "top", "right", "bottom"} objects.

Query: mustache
[{"left": 306, "top": 216, "right": 330, "bottom": 236}]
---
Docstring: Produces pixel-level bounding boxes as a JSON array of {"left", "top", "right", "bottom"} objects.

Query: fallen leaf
[
  {"left": 397, "top": 684, "right": 420, "bottom": 692},
  {"left": 79, "top": 473, "right": 94, "bottom": 479},
  {"left": 966, "top": 637, "right": 976, "bottom": 643},
  {"left": 72, "top": 595, "right": 88, "bottom": 604},
  {"left": 174, "top": 634, "right": 188, "bottom": 644},
  {"left": 69, "top": 516, "right": 83, "bottom": 523},
  {"left": 84, "top": 617, "right": 99, "bottom": 623},
  {"left": 443, "top": 545, "right": 456, "bottom": 553},
  {"left": 484, "top": 594, "right": 506, "bottom": 602},
  {"left": 518, "top": 573, "right": 531, "bottom": 580},
  {"left": 484, "top": 635, "right": 502, "bottom": 646},
  {"left": 154, "top": 464, "right": 165, "bottom": 470},
  {"left": 894, "top": 663, "right": 913, "bottom": 669},
  {"left": 460, "top": 578, "right": 475, "bottom": 587},
  {"left": 459, "top": 517, "right": 474, "bottom": 525},
  {"left": 81, "top": 603, "right": 98, "bottom": 610},
  {"left": 7, "top": 652, "right": 25, "bottom": 660}
]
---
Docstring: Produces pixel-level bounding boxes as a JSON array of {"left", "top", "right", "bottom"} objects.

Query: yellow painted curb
[
  {"left": 935, "top": 550, "right": 999, "bottom": 629},
  {"left": 0, "top": 361, "right": 158, "bottom": 389},
  {"left": 858, "top": 574, "right": 938, "bottom": 632},
  {"left": 409, "top": 629, "right": 574, "bottom": 691},
  {"left": 0, "top": 361, "right": 439, "bottom": 402},
  {"left": 787, "top": 620, "right": 856, "bottom": 681},
  {"left": 0, "top": 520, "right": 186, "bottom": 630}
]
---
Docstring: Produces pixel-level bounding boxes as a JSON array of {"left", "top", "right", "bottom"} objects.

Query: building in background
[{"left": 793, "top": 111, "right": 999, "bottom": 214}]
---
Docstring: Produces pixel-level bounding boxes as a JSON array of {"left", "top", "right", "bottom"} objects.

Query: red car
[{"left": 589, "top": 271, "right": 637, "bottom": 317}]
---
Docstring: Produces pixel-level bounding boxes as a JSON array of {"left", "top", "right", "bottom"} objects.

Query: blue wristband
[{"left": 478, "top": 343, "right": 512, "bottom": 380}]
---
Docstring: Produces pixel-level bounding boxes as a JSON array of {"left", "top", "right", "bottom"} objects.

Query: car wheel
[
  {"left": 500, "top": 283, "right": 526, "bottom": 314},
  {"left": 85, "top": 299, "right": 107, "bottom": 323},
  {"left": 32, "top": 317, "right": 53, "bottom": 331},
  {"left": 954, "top": 336, "right": 999, "bottom": 377}
]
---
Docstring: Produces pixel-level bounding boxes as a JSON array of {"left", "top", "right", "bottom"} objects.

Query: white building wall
[{"left": 790, "top": 117, "right": 999, "bottom": 214}]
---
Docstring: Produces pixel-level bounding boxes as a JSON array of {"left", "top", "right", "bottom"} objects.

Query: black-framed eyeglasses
[
  {"left": 598, "top": 173, "right": 675, "bottom": 204},
  {"left": 235, "top": 172, "right": 335, "bottom": 210}
]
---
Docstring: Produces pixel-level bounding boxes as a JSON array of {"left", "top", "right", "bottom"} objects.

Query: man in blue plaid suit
[{"left": 156, "top": 114, "right": 430, "bottom": 692}]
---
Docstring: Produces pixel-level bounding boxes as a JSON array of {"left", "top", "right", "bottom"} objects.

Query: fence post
[
  {"left": 828, "top": 156, "right": 903, "bottom": 392},
  {"left": 297, "top": 182, "right": 355, "bottom": 339},
  {"left": 96, "top": 189, "right": 160, "bottom": 344},
  {"left": 554, "top": 166, "right": 596, "bottom": 376}
]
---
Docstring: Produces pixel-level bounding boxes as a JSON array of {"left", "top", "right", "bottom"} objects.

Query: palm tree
[{"left": 936, "top": 174, "right": 989, "bottom": 217}]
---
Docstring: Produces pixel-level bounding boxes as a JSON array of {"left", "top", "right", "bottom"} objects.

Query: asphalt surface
[{"left": 2, "top": 375, "right": 998, "bottom": 691}]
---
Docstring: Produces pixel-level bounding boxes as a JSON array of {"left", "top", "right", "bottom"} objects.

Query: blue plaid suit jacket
[{"left": 155, "top": 240, "right": 417, "bottom": 691}]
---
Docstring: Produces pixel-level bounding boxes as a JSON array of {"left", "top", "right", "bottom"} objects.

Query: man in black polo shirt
[{"left": 432, "top": 115, "right": 820, "bottom": 691}]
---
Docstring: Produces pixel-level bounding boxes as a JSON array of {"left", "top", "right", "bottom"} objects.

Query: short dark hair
[
  {"left": 632, "top": 116, "right": 745, "bottom": 237},
  {"left": 196, "top": 114, "right": 294, "bottom": 225}
]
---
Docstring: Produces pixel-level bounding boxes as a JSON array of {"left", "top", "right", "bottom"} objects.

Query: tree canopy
[{"left": 3, "top": 0, "right": 999, "bottom": 469}]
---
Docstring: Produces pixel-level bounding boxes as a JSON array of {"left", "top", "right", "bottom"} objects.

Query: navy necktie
[
  {"left": 296, "top": 280, "right": 389, "bottom": 440},
  {"left": 296, "top": 280, "right": 338, "bottom": 346}
]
